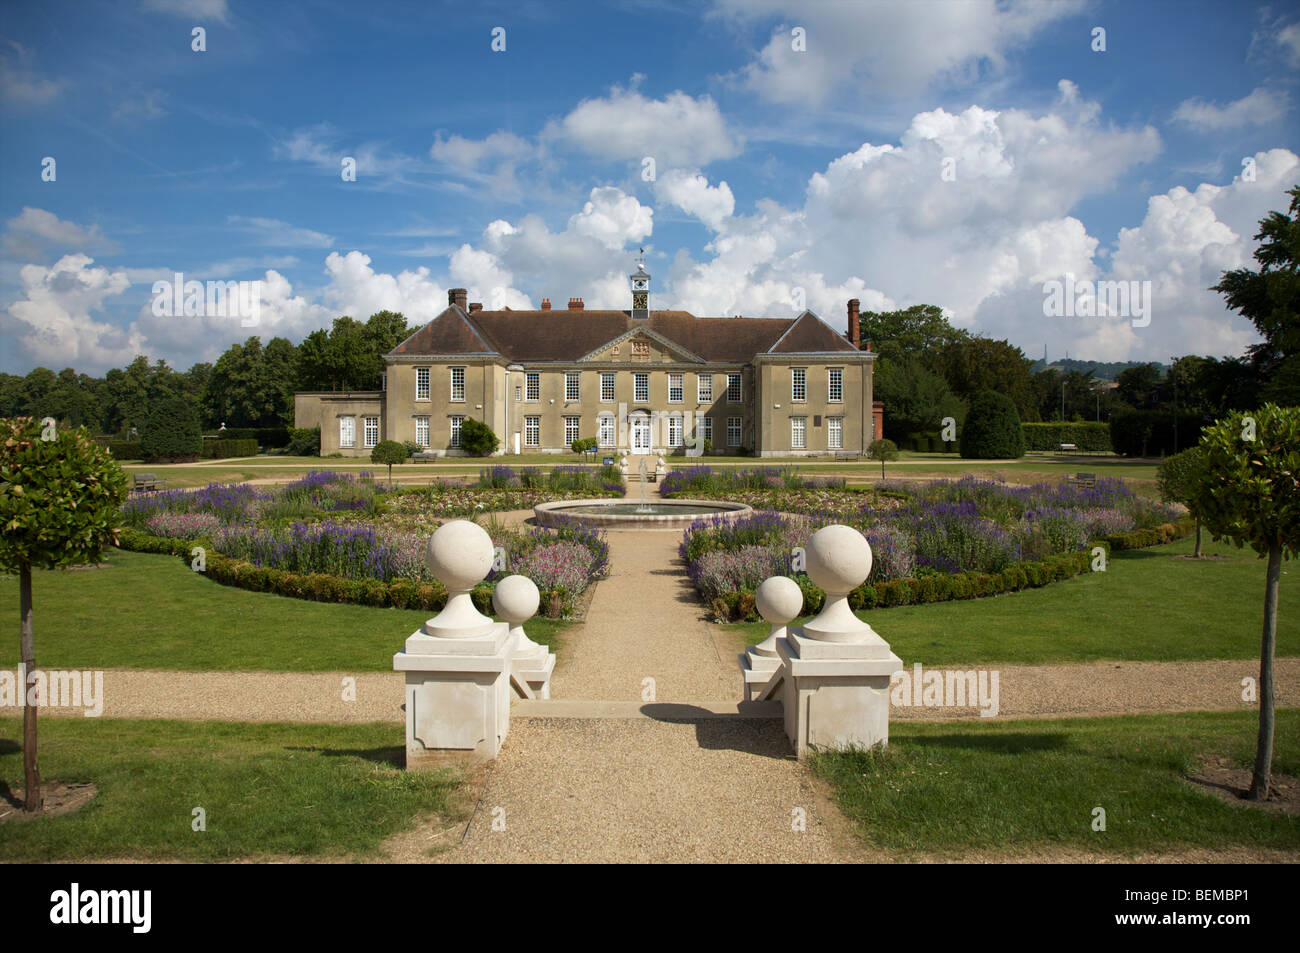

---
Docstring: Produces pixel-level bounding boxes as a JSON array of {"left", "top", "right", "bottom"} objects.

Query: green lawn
[
  {"left": 0, "top": 718, "right": 462, "bottom": 860},
  {"left": 0, "top": 549, "right": 569, "bottom": 672},
  {"left": 813, "top": 709, "right": 1300, "bottom": 855},
  {"left": 729, "top": 535, "right": 1299, "bottom": 666}
]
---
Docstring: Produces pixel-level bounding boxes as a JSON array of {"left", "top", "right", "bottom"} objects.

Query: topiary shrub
[
  {"left": 140, "top": 397, "right": 202, "bottom": 462},
  {"left": 460, "top": 417, "right": 499, "bottom": 457},
  {"left": 960, "top": 390, "right": 1024, "bottom": 459}
]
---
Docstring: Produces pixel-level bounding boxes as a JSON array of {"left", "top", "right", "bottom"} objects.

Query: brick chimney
[
  {"left": 448, "top": 288, "right": 468, "bottom": 310},
  {"left": 541, "top": 298, "right": 551, "bottom": 311},
  {"left": 847, "top": 298, "right": 860, "bottom": 349},
  {"left": 469, "top": 302, "right": 482, "bottom": 312},
  {"left": 568, "top": 297, "right": 584, "bottom": 311}
]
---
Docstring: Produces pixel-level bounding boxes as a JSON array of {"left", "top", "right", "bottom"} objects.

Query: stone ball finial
[
  {"left": 756, "top": 575, "right": 803, "bottom": 626},
  {"left": 426, "top": 520, "right": 495, "bottom": 591},
  {"left": 805, "top": 524, "right": 872, "bottom": 596},
  {"left": 493, "top": 574, "right": 539, "bottom": 625}
]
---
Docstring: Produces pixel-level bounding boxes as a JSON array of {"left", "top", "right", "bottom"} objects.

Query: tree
[
  {"left": 937, "top": 336, "right": 1037, "bottom": 421},
  {"left": 459, "top": 417, "right": 499, "bottom": 457},
  {"left": 370, "top": 439, "right": 408, "bottom": 488},
  {"left": 1116, "top": 362, "right": 1164, "bottom": 410},
  {"left": 0, "top": 417, "right": 128, "bottom": 811},
  {"left": 873, "top": 356, "right": 966, "bottom": 439},
  {"left": 857, "top": 304, "right": 969, "bottom": 368},
  {"left": 960, "top": 391, "right": 1024, "bottom": 459},
  {"left": 141, "top": 396, "right": 202, "bottom": 462},
  {"left": 1187, "top": 405, "right": 1300, "bottom": 800},
  {"left": 1157, "top": 447, "right": 1209, "bottom": 557},
  {"left": 1212, "top": 184, "right": 1300, "bottom": 406},
  {"left": 867, "top": 438, "right": 898, "bottom": 478}
]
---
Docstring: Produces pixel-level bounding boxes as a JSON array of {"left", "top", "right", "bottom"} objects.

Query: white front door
[{"left": 631, "top": 416, "right": 651, "bottom": 453}]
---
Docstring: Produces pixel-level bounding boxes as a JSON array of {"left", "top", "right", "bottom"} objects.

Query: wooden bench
[
  {"left": 132, "top": 473, "right": 165, "bottom": 492},
  {"left": 1068, "top": 472, "right": 1097, "bottom": 489},
  {"left": 1058, "top": 443, "right": 1078, "bottom": 452},
  {"left": 834, "top": 450, "right": 862, "bottom": 461}
]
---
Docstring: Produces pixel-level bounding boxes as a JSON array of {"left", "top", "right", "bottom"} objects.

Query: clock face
[{"left": 633, "top": 292, "right": 648, "bottom": 310}]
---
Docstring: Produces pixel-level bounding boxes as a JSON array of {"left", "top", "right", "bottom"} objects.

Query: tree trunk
[
  {"left": 1193, "top": 519, "right": 1202, "bottom": 558},
  {"left": 20, "top": 564, "right": 41, "bottom": 813},
  {"left": 1248, "top": 543, "right": 1281, "bottom": 800}
]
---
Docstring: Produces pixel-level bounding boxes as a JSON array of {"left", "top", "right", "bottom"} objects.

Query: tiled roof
[{"left": 390, "top": 307, "right": 855, "bottom": 362}]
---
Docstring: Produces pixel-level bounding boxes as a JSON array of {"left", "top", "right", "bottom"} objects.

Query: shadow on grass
[
  {"left": 0, "top": 739, "right": 21, "bottom": 756},
  {"left": 284, "top": 745, "right": 404, "bottom": 767}
]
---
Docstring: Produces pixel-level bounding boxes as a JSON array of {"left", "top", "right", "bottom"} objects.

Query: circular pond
[{"left": 534, "top": 498, "right": 752, "bottom": 529}]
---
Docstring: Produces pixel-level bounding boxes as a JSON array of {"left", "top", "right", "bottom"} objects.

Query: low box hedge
[
  {"left": 1021, "top": 421, "right": 1111, "bottom": 452},
  {"left": 200, "top": 438, "right": 259, "bottom": 459}
]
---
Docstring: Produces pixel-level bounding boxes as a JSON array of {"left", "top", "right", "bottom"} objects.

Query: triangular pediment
[
  {"left": 578, "top": 326, "right": 706, "bottom": 364},
  {"left": 767, "top": 310, "right": 858, "bottom": 354}
]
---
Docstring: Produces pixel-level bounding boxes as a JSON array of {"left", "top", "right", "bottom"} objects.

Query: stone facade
[{"left": 294, "top": 268, "right": 876, "bottom": 458}]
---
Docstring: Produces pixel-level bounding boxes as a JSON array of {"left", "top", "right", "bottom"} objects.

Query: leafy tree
[
  {"left": 370, "top": 439, "right": 408, "bottom": 488},
  {"left": 1212, "top": 184, "right": 1300, "bottom": 406},
  {"left": 459, "top": 417, "right": 499, "bottom": 457},
  {"left": 0, "top": 417, "right": 128, "bottom": 811},
  {"left": 867, "top": 438, "right": 898, "bottom": 478},
  {"left": 203, "top": 337, "right": 297, "bottom": 429},
  {"left": 857, "top": 304, "right": 969, "bottom": 367},
  {"left": 1186, "top": 405, "right": 1300, "bottom": 800},
  {"left": 959, "top": 391, "right": 1024, "bottom": 459},
  {"left": 873, "top": 356, "right": 966, "bottom": 439},
  {"left": 937, "top": 336, "right": 1037, "bottom": 421},
  {"left": 1157, "top": 447, "right": 1209, "bottom": 557},
  {"left": 286, "top": 427, "right": 320, "bottom": 457},
  {"left": 140, "top": 396, "right": 202, "bottom": 462},
  {"left": 1116, "top": 362, "right": 1164, "bottom": 410}
]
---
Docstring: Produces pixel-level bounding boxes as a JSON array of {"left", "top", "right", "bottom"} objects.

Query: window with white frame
[
  {"left": 697, "top": 374, "right": 713, "bottom": 403},
  {"left": 416, "top": 367, "right": 430, "bottom": 401},
  {"left": 565, "top": 371, "right": 580, "bottom": 402},
  {"left": 526, "top": 372, "right": 540, "bottom": 401},
  {"left": 363, "top": 417, "right": 379, "bottom": 448},
  {"left": 524, "top": 416, "right": 540, "bottom": 447},
  {"left": 415, "top": 416, "right": 429, "bottom": 448},
  {"left": 449, "top": 367, "right": 465, "bottom": 402},
  {"left": 668, "top": 415, "right": 683, "bottom": 447},
  {"left": 828, "top": 416, "right": 843, "bottom": 450},
  {"left": 727, "top": 416, "right": 742, "bottom": 447},
  {"left": 449, "top": 416, "right": 463, "bottom": 448},
  {"left": 828, "top": 367, "right": 843, "bottom": 403},
  {"left": 634, "top": 372, "right": 649, "bottom": 402},
  {"left": 668, "top": 373, "right": 683, "bottom": 403},
  {"left": 340, "top": 417, "right": 355, "bottom": 449},
  {"left": 792, "top": 367, "right": 807, "bottom": 402},
  {"left": 698, "top": 415, "right": 712, "bottom": 446},
  {"left": 726, "top": 373, "right": 742, "bottom": 402},
  {"left": 598, "top": 415, "right": 615, "bottom": 447},
  {"left": 600, "top": 372, "right": 615, "bottom": 402},
  {"left": 564, "top": 416, "right": 581, "bottom": 445},
  {"left": 791, "top": 416, "right": 807, "bottom": 449}
]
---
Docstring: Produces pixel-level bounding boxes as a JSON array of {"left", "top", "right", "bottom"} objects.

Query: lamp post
[{"left": 1061, "top": 380, "right": 1065, "bottom": 422}]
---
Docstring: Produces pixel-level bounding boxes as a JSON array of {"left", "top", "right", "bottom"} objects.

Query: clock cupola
[{"left": 630, "top": 250, "right": 650, "bottom": 320}]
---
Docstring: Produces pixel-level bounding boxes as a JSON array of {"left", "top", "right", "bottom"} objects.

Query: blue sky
[{"left": 2, "top": 0, "right": 1298, "bottom": 375}]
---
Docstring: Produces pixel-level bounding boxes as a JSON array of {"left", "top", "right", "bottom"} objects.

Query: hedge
[
  {"left": 1110, "top": 409, "right": 1207, "bottom": 457},
  {"left": 112, "top": 527, "right": 578, "bottom": 617},
  {"left": 1021, "top": 422, "right": 1111, "bottom": 452},
  {"left": 709, "top": 516, "right": 1198, "bottom": 621},
  {"left": 203, "top": 427, "right": 291, "bottom": 448},
  {"left": 200, "top": 438, "right": 259, "bottom": 459},
  {"left": 104, "top": 440, "right": 143, "bottom": 460}
]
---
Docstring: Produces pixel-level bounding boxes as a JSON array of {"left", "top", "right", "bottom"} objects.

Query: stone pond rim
[{"left": 533, "top": 498, "right": 752, "bottom": 529}]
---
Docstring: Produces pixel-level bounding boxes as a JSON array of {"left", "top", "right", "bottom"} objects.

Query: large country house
[{"left": 293, "top": 262, "right": 881, "bottom": 458}]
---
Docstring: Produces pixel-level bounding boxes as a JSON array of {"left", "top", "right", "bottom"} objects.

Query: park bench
[
  {"left": 1058, "top": 443, "right": 1078, "bottom": 452},
  {"left": 834, "top": 450, "right": 862, "bottom": 461},
  {"left": 1068, "top": 472, "right": 1097, "bottom": 490},
  {"left": 132, "top": 473, "right": 165, "bottom": 493}
]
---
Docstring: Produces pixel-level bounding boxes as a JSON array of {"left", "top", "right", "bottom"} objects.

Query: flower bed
[{"left": 680, "top": 475, "right": 1186, "bottom": 621}]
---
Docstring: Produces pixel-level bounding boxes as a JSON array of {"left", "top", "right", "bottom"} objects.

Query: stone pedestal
[
  {"left": 756, "top": 524, "right": 903, "bottom": 758},
  {"left": 394, "top": 520, "right": 516, "bottom": 767},
  {"left": 396, "top": 623, "right": 514, "bottom": 766},
  {"left": 741, "top": 575, "right": 802, "bottom": 702},
  {"left": 494, "top": 574, "right": 556, "bottom": 700}
]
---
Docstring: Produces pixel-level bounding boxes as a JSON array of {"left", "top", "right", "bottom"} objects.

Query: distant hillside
[{"left": 1028, "top": 358, "right": 1170, "bottom": 380}]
